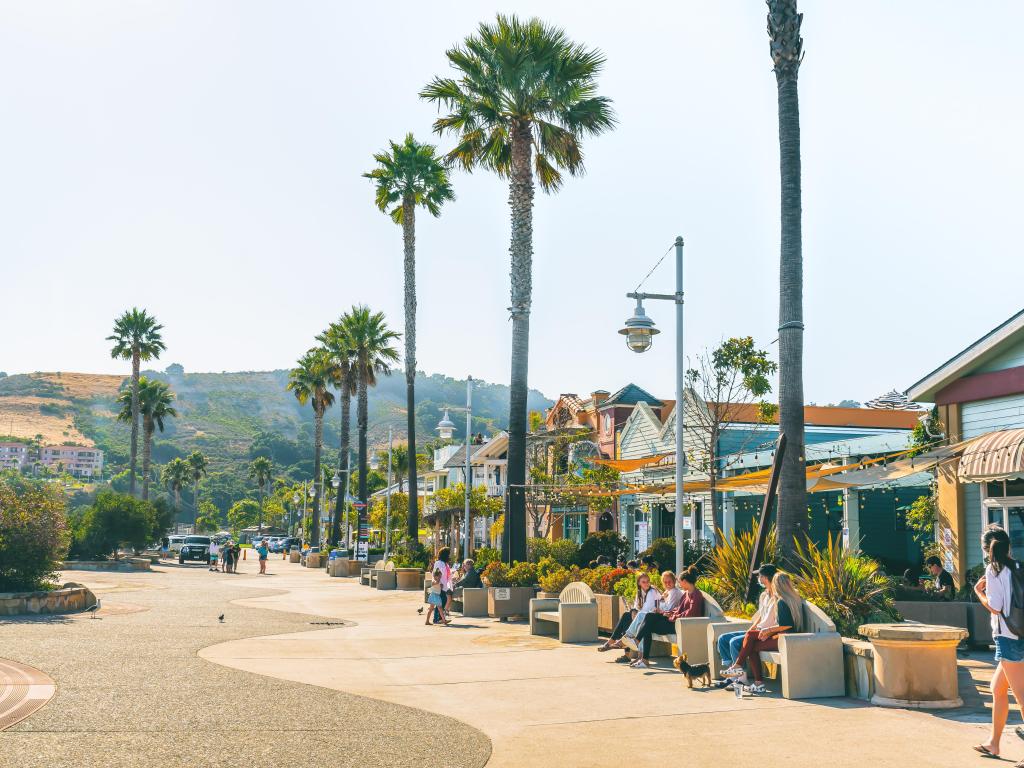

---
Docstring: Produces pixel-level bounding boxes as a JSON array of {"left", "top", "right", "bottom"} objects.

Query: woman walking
[
  {"left": 974, "top": 525, "right": 1024, "bottom": 763},
  {"left": 430, "top": 547, "right": 453, "bottom": 625},
  {"left": 257, "top": 538, "right": 270, "bottom": 575}
]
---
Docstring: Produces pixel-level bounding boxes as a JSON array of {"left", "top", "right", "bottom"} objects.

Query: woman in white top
[
  {"left": 627, "top": 570, "right": 684, "bottom": 668},
  {"left": 974, "top": 525, "right": 1024, "bottom": 761},
  {"left": 430, "top": 547, "right": 454, "bottom": 625},
  {"left": 598, "top": 571, "right": 660, "bottom": 660}
]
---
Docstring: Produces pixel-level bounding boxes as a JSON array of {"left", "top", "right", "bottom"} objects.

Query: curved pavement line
[{"left": 0, "top": 658, "right": 55, "bottom": 731}]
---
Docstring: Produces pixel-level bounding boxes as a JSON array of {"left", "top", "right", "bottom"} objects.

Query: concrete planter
[
  {"left": 843, "top": 638, "right": 875, "bottom": 701},
  {"left": 596, "top": 593, "right": 626, "bottom": 634},
  {"left": 536, "top": 591, "right": 560, "bottom": 600},
  {"left": 859, "top": 622, "right": 968, "bottom": 708},
  {"left": 0, "top": 584, "right": 97, "bottom": 616},
  {"left": 62, "top": 558, "right": 151, "bottom": 572},
  {"left": 487, "top": 586, "right": 536, "bottom": 619},
  {"left": 395, "top": 568, "right": 423, "bottom": 591},
  {"left": 305, "top": 552, "right": 321, "bottom": 569},
  {"left": 289, "top": 550, "right": 301, "bottom": 564}
]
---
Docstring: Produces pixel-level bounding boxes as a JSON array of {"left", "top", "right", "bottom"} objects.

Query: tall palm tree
[
  {"left": 287, "top": 347, "right": 338, "bottom": 548},
  {"left": 116, "top": 377, "right": 176, "bottom": 501},
  {"left": 767, "top": 0, "right": 806, "bottom": 564},
  {"left": 187, "top": 451, "right": 209, "bottom": 516},
  {"left": 249, "top": 456, "right": 273, "bottom": 535},
  {"left": 317, "top": 320, "right": 357, "bottom": 548},
  {"left": 422, "top": 15, "right": 614, "bottom": 562},
  {"left": 364, "top": 134, "right": 455, "bottom": 545},
  {"left": 343, "top": 306, "right": 400, "bottom": 561},
  {"left": 107, "top": 308, "right": 166, "bottom": 496},
  {"left": 162, "top": 457, "right": 190, "bottom": 516}
]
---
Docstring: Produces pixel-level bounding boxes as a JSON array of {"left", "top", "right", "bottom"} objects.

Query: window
[{"left": 603, "top": 414, "right": 612, "bottom": 434}]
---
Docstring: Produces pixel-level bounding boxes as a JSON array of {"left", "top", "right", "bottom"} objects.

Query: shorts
[
  {"left": 210, "top": 555, "right": 218, "bottom": 563},
  {"left": 427, "top": 593, "right": 443, "bottom": 607},
  {"left": 995, "top": 635, "right": 1024, "bottom": 663}
]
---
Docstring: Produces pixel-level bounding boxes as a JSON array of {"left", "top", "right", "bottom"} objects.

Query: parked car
[
  {"left": 167, "top": 535, "right": 186, "bottom": 554},
  {"left": 277, "top": 536, "right": 301, "bottom": 552},
  {"left": 179, "top": 535, "right": 211, "bottom": 564},
  {"left": 268, "top": 537, "right": 292, "bottom": 553}
]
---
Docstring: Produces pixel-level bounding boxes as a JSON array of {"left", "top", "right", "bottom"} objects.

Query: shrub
[
  {"left": 547, "top": 539, "right": 580, "bottom": 568},
  {"left": 482, "top": 561, "right": 510, "bottom": 587},
  {"left": 0, "top": 476, "right": 70, "bottom": 592},
  {"left": 473, "top": 546, "right": 502, "bottom": 568},
  {"left": 709, "top": 526, "right": 777, "bottom": 612},
  {"left": 73, "top": 490, "right": 157, "bottom": 560},
  {"left": 394, "top": 541, "right": 429, "bottom": 570},
  {"left": 792, "top": 534, "right": 899, "bottom": 637},
  {"left": 540, "top": 566, "right": 581, "bottom": 594},
  {"left": 599, "top": 567, "right": 630, "bottom": 595},
  {"left": 612, "top": 567, "right": 660, "bottom": 603},
  {"left": 639, "top": 538, "right": 676, "bottom": 571},
  {"left": 507, "top": 561, "right": 538, "bottom": 587},
  {"left": 527, "top": 537, "right": 550, "bottom": 562},
  {"left": 577, "top": 531, "right": 629, "bottom": 566},
  {"left": 581, "top": 565, "right": 611, "bottom": 593},
  {"left": 536, "top": 556, "right": 560, "bottom": 580}
]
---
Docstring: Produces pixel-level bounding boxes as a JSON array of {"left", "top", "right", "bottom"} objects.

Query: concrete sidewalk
[{"left": 202, "top": 561, "right": 1005, "bottom": 768}]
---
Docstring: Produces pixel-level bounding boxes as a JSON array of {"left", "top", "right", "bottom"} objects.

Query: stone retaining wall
[
  {"left": 61, "top": 558, "right": 152, "bottom": 572},
  {"left": 0, "top": 584, "right": 97, "bottom": 616}
]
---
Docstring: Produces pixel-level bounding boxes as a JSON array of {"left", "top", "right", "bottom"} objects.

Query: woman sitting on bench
[
  {"left": 725, "top": 572, "right": 804, "bottom": 694},
  {"left": 597, "top": 571, "right": 660, "bottom": 661},
  {"left": 629, "top": 566, "right": 703, "bottom": 668}
]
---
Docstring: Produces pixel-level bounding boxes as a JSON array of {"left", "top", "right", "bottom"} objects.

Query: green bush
[
  {"left": 0, "top": 476, "right": 70, "bottom": 591},
  {"left": 527, "top": 537, "right": 549, "bottom": 562},
  {"left": 473, "top": 546, "right": 502, "bottom": 567},
  {"left": 577, "top": 531, "right": 629, "bottom": 566},
  {"left": 528, "top": 537, "right": 580, "bottom": 567},
  {"left": 536, "top": 556, "right": 561, "bottom": 580},
  {"left": 394, "top": 541, "right": 429, "bottom": 570},
  {"left": 639, "top": 538, "right": 676, "bottom": 571},
  {"left": 481, "top": 561, "right": 510, "bottom": 587},
  {"left": 792, "top": 534, "right": 900, "bottom": 637},
  {"left": 72, "top": 490, "right": 158, "bottom": 559},
  {"left": 709, "top": 526, "right": 777, "bottom": 612},
  {"left": 613, "top": 567, "right": 659, "bottom": 603},
  {"left": 507, "top": 560, "right": 538, "bottom": 587},
  {"left": 539, "top": 566, "right": 581, "bottom": 594}
]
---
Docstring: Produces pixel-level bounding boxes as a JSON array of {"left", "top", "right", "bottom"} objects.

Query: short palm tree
[
  {"left": 287, "top": 347, "right": 338, "bottom": 548},
  {"left": 343, "top": 306, "right": 399, "bottom": 560},
  {"left": 364, "top": 134, "right": 454, "bottom": 546},
  {"left": 249, "top": 456, "right": 273, "bottom": 534},
  {"left": 187, "top": 451, "right": 209, "bottom": 516},
  {"left": 421, "top": 15, "right": 614, "bottom": 562},
  {"left": 108, "top": 308, "right": 166, "bottom": 496},
  {"left": 317, "top": 320, "right": 358, "bottom": 548},
  {"left": 116, "top": 376, "right": 176, "bottom": 501},
  {"left": 767, "top": 0, "right": 807, "bottom": 563},
  {"left": 162, "top": 457, "right": 190, "bottom": 515}
]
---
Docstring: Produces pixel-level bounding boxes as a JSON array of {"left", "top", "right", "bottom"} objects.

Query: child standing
[
  {"left": 426, "top": 569, "right": 446, "bottom": 626},
  {"left": 209, "top": 540, "right": 220, "bottom": 572}
]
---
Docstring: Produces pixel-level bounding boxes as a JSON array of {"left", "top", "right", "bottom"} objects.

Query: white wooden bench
[
  {"left": 648, "top": 590, "right": 724, "bottom": 662},
  {"left": 706, "top": 599, "right": 845, "bottom": 699},
  {"left": 529, "top": 582, "right": 599, "bottom": 643}
]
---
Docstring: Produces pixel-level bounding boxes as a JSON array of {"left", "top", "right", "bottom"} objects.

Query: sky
[{"left": 2, "top": 1, "right": 1022, "bottom": 406}]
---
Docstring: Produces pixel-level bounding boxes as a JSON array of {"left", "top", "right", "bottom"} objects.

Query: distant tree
[
  {"left": 116, "top": 377, "right": 176, "bottom": 501},
  {"left": 187, "top": 451, "right": 209, "bottom": 514},
  {"left": 107, "top": 308, "right": 165, "bottom": 496},
  {"left": 248, "top": 456, "right": 273, "bottom": 534},
  {"left": 364, "top": 133, "right": 455, "bottom": 547},
  {"left": 165, "top": 363, "right": 184, "bottom": 375},
  {"left": 84, "top": 490, "right": 156, "bottom": 559},
  {"left": 194, "top": 500, "right": 222, "bottom": 533},
  {"left": 685, "top": 336, "right": 777, "bottom": 525},
  {"left": 317, "top": 320, "right": 358, "bottom": 548},
  {"left": 161, "top": 458, "right": 191, "bottom": 518},
  {"left": 227, "top": 498, "right": 260, "bottom": 536}
]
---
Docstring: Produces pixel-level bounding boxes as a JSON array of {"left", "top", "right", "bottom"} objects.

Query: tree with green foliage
[
  {"left": 287, "top": 347, "right": 339, "bottom": 548},
  {"left": 767, "top": 0, "right": 807, "bottom": 565},
  {"left": 195, "top": 500, "right": 222, "bottom": 533},
  {"left": 431, "top": 482, "right": 503, "bottom": 556},
  {"left": 685, "top": 336, "right": 777, "bottom": 524},
  {"left": 187, "top": 451, "right": 209, "bottom": 515},
  {"left": 317, "top": 320, "right": 357, "bottom": 548},
  {"left": 227, "top": 498, "right": 261, "bottom": 536},
  {"left": 107, "top": 308, "right": 166, "bottom": 496},
  {"left": 422, "top": 14, "right": 615, "bottom": 562},
  {"left": 365, "top": 133, "right": 455, "bottom": 547},
  {"left": 82, "top": 489, "right": 157, "bottom": 559},
  {"left": 116, "top": 376, "right": 176, "bottom": 501},
  {"left": 0, "top": 476, "right": 70, "bottom": 591},
  {"left": 248, "top": 456, "right": 273, "bottom": 534},
  {"left": 162, "top": 457, "right": 191, "bottom": 518},
  {"left": 342, "top": 306, "right": 400, "bottom": 559}
]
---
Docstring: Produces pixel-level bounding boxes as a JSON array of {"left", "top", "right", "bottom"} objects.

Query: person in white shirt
[
  {"left": 715, "top": 563, "right": 778, "bottom": 688},
  {"left": 208, "top": 541, "right": 220, "bottom": 572},
  {"left": 974, "top": 525, "right": 1024, "bottom": 762},
  {"left": 598, "top": 570, "right": 659, "bottom": 661},
  {"left": 430, "top": 547, "right": 454, "bottom": 625}
]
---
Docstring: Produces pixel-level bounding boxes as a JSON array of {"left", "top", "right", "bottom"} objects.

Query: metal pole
[
  {"left": 674, "top": 235, "right": 686, "bottom": 573},
  {"left": 464, "top": 376, "right": 473, "bottom": 562},
  {"left": 384, "top": 427, "right": 393, "bottom": 560},
  {"left": 302, "top": 480, "right": 308, "bottom": 544}
]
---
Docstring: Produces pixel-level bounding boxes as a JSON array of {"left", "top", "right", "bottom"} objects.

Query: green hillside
[{"left": 0, "top": 369, "right": 552, "bottom": 515}]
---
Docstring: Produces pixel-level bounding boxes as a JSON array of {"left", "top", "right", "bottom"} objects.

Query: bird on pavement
[
  {"left": 416, "top": 606, "right": 424, "bottom": 615},
  {"left": 218, "top": 614, "right": 225, "bottom": 623},
  {"left": 86, "top": 599, "right": 101, "bottom": 619}
]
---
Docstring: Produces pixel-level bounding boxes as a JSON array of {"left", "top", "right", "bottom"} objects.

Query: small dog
[{"left": 673, "top": 654, "right": 711, "bottom": 688}]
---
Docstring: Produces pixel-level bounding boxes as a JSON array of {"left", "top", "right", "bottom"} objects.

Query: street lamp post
[
  {"left": 384, "top": 426, "right": 393, "bottom": 560},
  {"left": 618, "top": 236, "right": 688, "bottom": 572},
  {"left": 436, "top": 376, "right": 473, "bottom": 561}
]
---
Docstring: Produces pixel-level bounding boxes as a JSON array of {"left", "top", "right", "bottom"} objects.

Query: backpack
[{"left": 1001, "top": 560, "right": 1024, "bottom": 637}]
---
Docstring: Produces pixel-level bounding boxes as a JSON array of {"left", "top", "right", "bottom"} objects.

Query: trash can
[{"left": 289, "top": 546, "right": 301, "bottom": 564}]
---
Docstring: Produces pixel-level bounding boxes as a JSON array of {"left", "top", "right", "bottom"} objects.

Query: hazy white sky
[{"left": 2, "top": 1, "right": 1022, "bottom": 405}]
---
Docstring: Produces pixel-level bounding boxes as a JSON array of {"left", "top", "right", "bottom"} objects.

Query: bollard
[{"left": 243, "top": 549, "right": 247, "bottom": 560}]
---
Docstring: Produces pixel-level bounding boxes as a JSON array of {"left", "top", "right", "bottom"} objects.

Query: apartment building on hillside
[
  {"left": 39, "top": 445, "right": 104, "bottom": 478},
  {"left": 0, "top": 442, "right": 31, "bottom": 471}
]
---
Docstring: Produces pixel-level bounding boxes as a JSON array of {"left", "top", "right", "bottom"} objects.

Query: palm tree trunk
[
  {"left": 311, "top": 409, "right": 324, "bottom": 548},
  {"left": 769, "top": 0, "right": 806, "bottom": 566},
  {"left": 141, "top": 419, "right": 153, "bottom": 501},
  {"left": 129, "top": 349, "right": 141, "bottom": 496},
  {"left": 502, "top": 122, "right": 535, "bottom": 565},
  {"left": 331, "top": 369, "right": 351, "bottom": 548},
  {"left": 402, "top": 195, "right": 420, "bottom": 546},
  {"left": 257, "top": 486, "right": 264, "bottom": 535},
  {"left": 357, "top": 361, "right": 369, "bottom": 561},
  {"left": 193, "top": 480, "right": 200, "bottom": 521}
]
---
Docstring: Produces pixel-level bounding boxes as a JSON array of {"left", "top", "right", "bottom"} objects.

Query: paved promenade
[{"left": 0, "top": 557, "right": 1017, "bottom": 767}]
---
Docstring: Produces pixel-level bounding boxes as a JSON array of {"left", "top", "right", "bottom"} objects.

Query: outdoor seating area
[{"left": 529, "top": 581, "right": 599, "bottom": 643}]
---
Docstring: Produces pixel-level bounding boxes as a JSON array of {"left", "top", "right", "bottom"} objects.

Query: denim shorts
[{"left": 995, "top": 636, "right": 1024, "bottom": 663}]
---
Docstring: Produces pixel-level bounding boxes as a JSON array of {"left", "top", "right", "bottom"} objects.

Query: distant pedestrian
[
  {"left": 430, "top": 547, "right": 453, "bottom": 625},
  {"left": 257, "top": 539, "right": 269, "bottom": 575},
  {"left": 209, "top": 540, "right": 220, "bottom": 572},
  {"left": 426, "top": 568, "right": 447, "bottom": 625}
]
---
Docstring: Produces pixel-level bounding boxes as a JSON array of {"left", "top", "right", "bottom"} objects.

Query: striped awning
[{"left": 958, "top": 429, "right": 1024, "bottom": 482}]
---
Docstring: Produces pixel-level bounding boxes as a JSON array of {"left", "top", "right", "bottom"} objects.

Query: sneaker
[
  {"left": 614, "top": 654, "right": 632, "bottom": 664},
  {"left": 743, "top": 682, "right": 767, "bottom": 694},
  {"left": 723, "top": 666, "right": 746, "bottom": 679},
  {"left": 713, "top": 679, "right": 731, "bottom": 689}
]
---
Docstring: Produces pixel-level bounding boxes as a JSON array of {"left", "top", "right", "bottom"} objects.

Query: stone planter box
[
  {"left": 395, "top": 568, "right": 423, "bottom": 590},
  {"left": 843, "top": 638, "right": 875, "bottom": 701},
  {"left": 0, "top": 584, "right": 97, "bottom": 616},
  {"left": 859, "top": 622, "right": 968, "bottom": 708},
  {"left": 487, "top": 586, "right": 536, "bottom": 619},
  {"left": 596, "top": 593, "right": 626, "bottom": 634},
  {"left": 536, "top": 591, "right": 560, "bottom": 600},
  {"left": 62, "top": 558, "right": 151, "bottom": 572},
  {"left": 289, "top": 550, "right": 301, "bottom": 563},
  {"left": 305, "top": 552, "right": 321, "bottom": 569}
]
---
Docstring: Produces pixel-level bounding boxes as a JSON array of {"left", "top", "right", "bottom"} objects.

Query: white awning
[{"left": 958, "top": 429, "right": 1024, "bottom": 482}]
